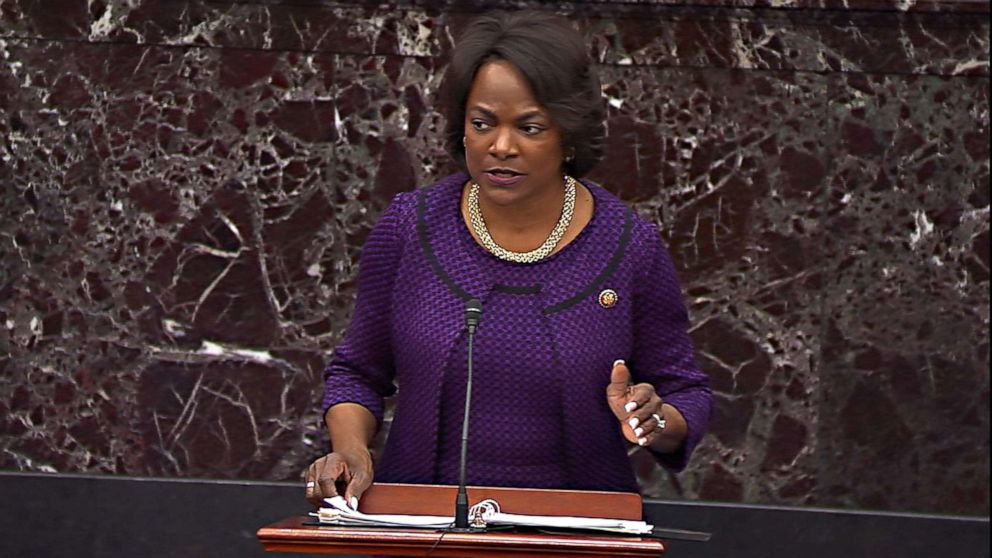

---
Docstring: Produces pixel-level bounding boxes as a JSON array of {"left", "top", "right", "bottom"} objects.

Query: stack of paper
[
  {"left": 315, "top": 496, "right": 452, "bottom": 528},
  {"left": 313, "top": 496, "right": 654, "bottom": 535}
]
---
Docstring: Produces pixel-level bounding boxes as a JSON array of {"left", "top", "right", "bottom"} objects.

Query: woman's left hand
[{"left": 606, "top": 360, "right": 686, "bottom": 451}]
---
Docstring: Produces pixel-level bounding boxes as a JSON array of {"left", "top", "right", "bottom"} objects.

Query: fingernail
[
  {"left": 624, "top": 401, "right": 637, "bottom": 412},
  {"left": 634, "top": 427, "right": 644, "bottom": 437},
  {"left": 638, "top": 438, "right": 648, "bottom": 446},
  {"left": 350, "top": 497, "right": 358, "bottom": 510},
  {"left": 613, "top": 359, "right": 625, "bottom": 368},
  {"left": 628, "top": 417, "right": 639, "bottom": 429}
]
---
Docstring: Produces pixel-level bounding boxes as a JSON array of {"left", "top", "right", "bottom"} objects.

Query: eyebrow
[{"left": 469, "top": 106, "right": 547, "bottom": 122}]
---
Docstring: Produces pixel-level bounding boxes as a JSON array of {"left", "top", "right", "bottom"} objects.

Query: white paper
[
  {"left": 316, "top": 496, "right": 453, "bottom": 528},
  {"left": 313, "top": 496, "right": 654, "bottom": 535}
]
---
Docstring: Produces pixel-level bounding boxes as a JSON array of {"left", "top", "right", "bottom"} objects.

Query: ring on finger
[{"left": 652, "top": 412, "right": 667, "bottom": 431}]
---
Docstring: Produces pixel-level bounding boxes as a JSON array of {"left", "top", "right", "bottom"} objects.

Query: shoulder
[
  {"left": 580, "top": 180, "right": 679, "bottom": 291},
  {"left": 579, "top": 178, "right": 626, "bottom": 220},
  {"left": 580, "top": 179, "right": 666, "bottom": 254},
  {"left": 381, "top": 172, "right": 467, "bottom": 234},
  {"left": 414, "top": 172, "right": 467, "bottom": 207}
]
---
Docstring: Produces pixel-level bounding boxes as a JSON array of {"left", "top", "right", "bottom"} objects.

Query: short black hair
[{"left": 442, "top": 10, "right": 605, "bottom": 178}]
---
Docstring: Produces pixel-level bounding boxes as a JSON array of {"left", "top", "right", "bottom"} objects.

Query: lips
[
  {"left": 486, "top": 166, "right": 523, "bottom": 176},
  {"left": 483, "top": 168, "right": 526, "bottom": 186}
]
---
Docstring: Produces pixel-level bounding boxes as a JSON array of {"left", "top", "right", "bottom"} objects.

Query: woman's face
[{"left": 463, "top": 59, "right": 566, "bottom": 208}]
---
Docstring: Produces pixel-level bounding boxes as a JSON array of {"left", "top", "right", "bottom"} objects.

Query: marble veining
[{"left": 1, "top": 0, "right": 988, "bottom": 515}]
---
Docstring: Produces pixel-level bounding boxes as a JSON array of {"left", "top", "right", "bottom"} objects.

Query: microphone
[
  {"left": 454, "top": 298, "right": 483, "bottom": 530},
  {"left": 465, "top": 298, "right": 482, "bottom": 334}
]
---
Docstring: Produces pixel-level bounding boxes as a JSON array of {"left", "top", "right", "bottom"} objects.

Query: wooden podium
[{"left": 257, "top": 483, "right": 666, "bottom": 557}]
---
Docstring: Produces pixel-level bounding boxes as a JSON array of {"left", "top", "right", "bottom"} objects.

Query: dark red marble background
[{"left": 1, "top": 1, "right": 988, "bottom": 515}]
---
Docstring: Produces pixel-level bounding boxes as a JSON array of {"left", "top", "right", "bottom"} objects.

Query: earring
[{"left": 462, "top": 136, "right": 467, "bottom": 146}]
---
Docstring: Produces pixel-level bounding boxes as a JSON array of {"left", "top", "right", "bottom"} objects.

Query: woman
[{"left": 305, "top": 10, "right": 711, "bottom": 508}]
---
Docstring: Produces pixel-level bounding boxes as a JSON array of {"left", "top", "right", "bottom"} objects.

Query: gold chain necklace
[{"left": 468, "top": 175, "right": 577, "bottom": 264}]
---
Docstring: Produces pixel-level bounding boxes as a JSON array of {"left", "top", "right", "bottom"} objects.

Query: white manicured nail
[
  {"left": 350, "top": 497, "right": 358, "bottom": 510},
  {"left": 634, "top": 427, "right": 644, "bottom": 437},
  {"left": 624, "top": 401, "right": 637, "bottom": 412},
  {"left": 628, "top": 417, "right": 639, "bottom": 429},
  {"left": 638, "top": 438, "right": 648, "bottom": 446},
  {"left": 613, "top": 359, "right": 625, "bottom": 368}
]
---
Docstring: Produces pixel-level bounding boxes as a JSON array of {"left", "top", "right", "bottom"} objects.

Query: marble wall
[{"left": 1, "top": 0, "right": 988, "bottom": 515}]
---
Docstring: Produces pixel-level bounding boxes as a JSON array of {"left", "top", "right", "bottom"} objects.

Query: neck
[{"left": 478, "top": 175, "right": 566, "bottom": 234}]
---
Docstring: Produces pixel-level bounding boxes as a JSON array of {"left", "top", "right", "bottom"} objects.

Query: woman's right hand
[{"left": 304, "top": 447, "right": 374, "bottom": 509}]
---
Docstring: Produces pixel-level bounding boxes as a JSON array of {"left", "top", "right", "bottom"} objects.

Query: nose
[{"left": 488, "top": 127, "right": 517, "bottom": 159}]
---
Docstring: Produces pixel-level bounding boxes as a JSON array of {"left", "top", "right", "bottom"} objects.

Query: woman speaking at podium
[{"left": 305, "top": 10, "right": 711, "bottom": 508}]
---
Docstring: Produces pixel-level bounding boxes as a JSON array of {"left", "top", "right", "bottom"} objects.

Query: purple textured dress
[{"left": 322, "top": 173, "right": 711, "bottom": 493}]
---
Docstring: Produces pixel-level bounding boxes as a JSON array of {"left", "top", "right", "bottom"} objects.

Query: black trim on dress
[
  {"left": 417, "top": 188, "right": 473, "bottom": 302},
  {"left": 416, "top": 186, "right": 633, "bottom": 312},
  {"left": 492, "top": 284, "right": 543, "bottom": 294},
  {"left": 542, "top": 208, "right": 634, "bottom": 315}
]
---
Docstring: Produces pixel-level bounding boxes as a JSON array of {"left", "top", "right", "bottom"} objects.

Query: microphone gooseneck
[{"left": 455, "top": 298, "right": 483, "bottom": 530}]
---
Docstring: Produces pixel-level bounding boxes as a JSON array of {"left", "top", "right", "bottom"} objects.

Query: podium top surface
[{"left": 257, "top": 515, "right": 666, "bottom": 557}]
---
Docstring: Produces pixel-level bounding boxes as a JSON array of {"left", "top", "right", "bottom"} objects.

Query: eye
[
  {"left": 520, "top": 124, "right": 544, "bottom": 135},
  {"left": 470, "top": 119, "right": 491, "bottom": 131}
]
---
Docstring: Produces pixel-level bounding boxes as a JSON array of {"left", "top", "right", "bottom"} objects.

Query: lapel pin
[{"left": 598, "top": 288, "right": 618, "bottom": 309}]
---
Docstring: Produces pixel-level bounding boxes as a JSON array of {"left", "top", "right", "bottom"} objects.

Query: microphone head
[{"left": 465, "top": 298, "right": 482, "bottom": 328}]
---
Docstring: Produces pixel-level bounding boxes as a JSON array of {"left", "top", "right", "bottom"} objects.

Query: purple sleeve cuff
[
  {"left": 322, "top": 362, "right": 387, "bottom": 425},
  {"left": 652, "top": 388, "right": 712, "bottom": 471}
]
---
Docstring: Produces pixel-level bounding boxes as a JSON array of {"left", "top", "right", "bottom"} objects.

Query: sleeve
[
  {"left": 629, "top": 225, "right": 713, "bottom": 472},
  {"left": 321, "top": 192, "right": 411, "bottom": 426}
]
